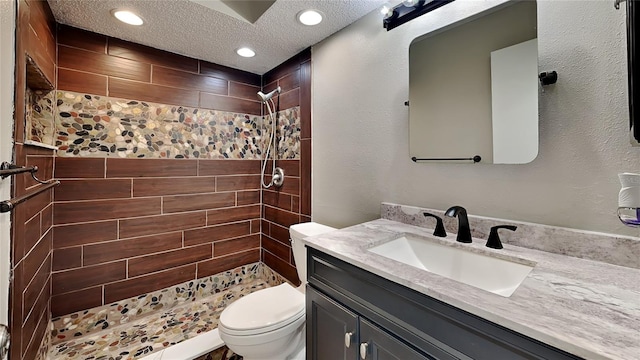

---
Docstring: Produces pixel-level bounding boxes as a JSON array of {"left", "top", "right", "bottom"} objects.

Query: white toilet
[{"left": 218, "top": 222, "right": 336, "bottom": 360}]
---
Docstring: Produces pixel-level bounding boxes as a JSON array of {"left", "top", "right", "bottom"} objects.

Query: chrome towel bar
[
  {"left": 0, "top": 161, "right": 60, "bottom": 213},
  {"left": 0, "top": 180, "right": 60, "bottom": 213}
]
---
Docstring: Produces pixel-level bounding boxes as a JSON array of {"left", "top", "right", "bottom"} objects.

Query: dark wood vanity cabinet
[
  {"left": 306, "top": 248, "right": 584, "bottom": 360},
  {"left": 307, "top": 288, "right": 358, "bottom": 359},
  {"left": 307, "top": 287, "right": 431, "bottom": 360},
  {"left": 358, "top": 317, "right": 430, "bottom": 360}
]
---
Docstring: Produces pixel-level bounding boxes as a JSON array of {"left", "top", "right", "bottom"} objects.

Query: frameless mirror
[{"left": 409, "top": 1, "right": 538, "bottom": 164}]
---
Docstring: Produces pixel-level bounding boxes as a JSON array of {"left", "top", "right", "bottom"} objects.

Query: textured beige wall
[{"left": 312, "top": 0, "right": 640, "bottom": 237}]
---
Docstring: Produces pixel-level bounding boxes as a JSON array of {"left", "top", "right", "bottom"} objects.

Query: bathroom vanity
[
  {"left": 306, "top": 249, "right": 581, "bottom": 359},
  {"left": 303, "top": 214, "right": 639, "bottom": 360}
]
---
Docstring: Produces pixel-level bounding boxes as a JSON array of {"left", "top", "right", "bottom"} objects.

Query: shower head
[{"left": 257, "top": 86, "right": 281, "bottom": 103}]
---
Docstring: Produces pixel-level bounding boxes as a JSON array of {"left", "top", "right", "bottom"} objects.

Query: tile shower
[
  {"left": 10, "top": 12, "right": 312, "bottom": 360},
  {"left": 50, "top": 263, "right": 286, "bottom": 360}
]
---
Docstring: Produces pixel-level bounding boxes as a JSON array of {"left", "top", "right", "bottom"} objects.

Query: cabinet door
[
  {"left": 359, "top": 319, "right": 434, "bottom": 360},
  {"left": 307, "top": 286, "right": 359, "bottom": 360}
]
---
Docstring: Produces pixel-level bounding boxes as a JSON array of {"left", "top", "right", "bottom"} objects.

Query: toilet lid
[
  {"left": 220, "top": 283, "right": 305, "bottom": 333},
  {"left": 290, "top": 222, "right": 336, "bottom": 240}
]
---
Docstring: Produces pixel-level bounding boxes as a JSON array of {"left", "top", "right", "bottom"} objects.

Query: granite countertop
[{"left": 302, "top": 219, "right": 640, "bottom": 360}]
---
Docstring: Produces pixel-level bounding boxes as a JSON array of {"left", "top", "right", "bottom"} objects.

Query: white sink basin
[{"left": 368, "top": 234, "right": 534, "bottom": 297}]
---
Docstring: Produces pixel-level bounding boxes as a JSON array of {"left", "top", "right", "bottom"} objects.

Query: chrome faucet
[{"left": 444, "top": 206, "right": 472, "bottom": 243}]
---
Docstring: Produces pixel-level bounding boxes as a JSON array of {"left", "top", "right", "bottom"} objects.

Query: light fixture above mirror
[{"left": 383, "top": 0, "right": 455, "bottom": 31}]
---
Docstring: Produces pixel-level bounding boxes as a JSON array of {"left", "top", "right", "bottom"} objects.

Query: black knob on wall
[{"left": 539, "top": 71, "right": 558, "bottom": 86}]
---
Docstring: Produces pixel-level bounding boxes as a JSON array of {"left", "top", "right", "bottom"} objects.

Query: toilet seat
[{"left": 220, "top": 283, "right": 305, "bottom": 336}]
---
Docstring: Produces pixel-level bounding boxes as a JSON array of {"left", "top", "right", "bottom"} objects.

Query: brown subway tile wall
[
  {"left": 50, "top": 19, "right": 267, "bottom": 319},
  {"left": 229, "top": 81, "right": 261, "bottom": 100},
  {"left": 184, "top": 222, "right": 252, "bottom": 246},
  {"left": 52, "top": 261, "right": 127, "bottom": 295},
  {"left": 57, "top": 25, "right": 106, "bottom": 53},
  {"left": 51, "top": 22, "right": 267, "bottom": 317},
  {"left": 127, "top": 244, "right": 212, "bottom": 277},
  {"left": 262, "top": 250, "right": 298, "bottom": 286},
  {"left": 54, "top": 178, "right": 132, "bottom": 201},
  {"left": 21, "top": 279, "right": 49, "bottom": 356},
  {"left": 108, "top": 77, "right": 200, "bottom": 108},
  {"left": 57, "top": 25, "right": 262, "bottom": 115},
  {"left": 152, "top": 66, "right": 228, "bottom": 94},
  {"left": 199, "top": 159, "right": 261, "bottom": 175},
  {"left": 103, "top": 264, "right": 197, "bottom": 304},
  {"left": 53, "top": 197, "right": 162, "bottom": 224},
  {"left": 52, "top": 220, "right": 118, "bottom": 248},
  {"left": 217, "top": 175, "right": 261, "bottom": 191},
  {"left": 51, "top": 158, "right": 263, "bottom": 315},
  {"left": 132, "top": 177, "right": 216, "bottom": 197},
  {"left": 50, "top": 287, "right": 103, "bottom": 318},
  {"left": 207, "top": 204, "right": 261, "bottom": 225},
  {"left": 237, "top": 190, "right": 260, "bottom": 206},
  {"left": 106, "top": 158, "right": 198, "bottom": 178},
  {"left": 261, "top": 49, "right": 312, "bottom": 285},
  {"left": 199, "top": 92, "right": 262, "bottom": 115},
  {"left": 214, "top": 234, "right": 261, "bottom": 257},
  {"left": 200, "top": 61, "right": 261, "bottom": 85},
  {"left": 196, "top": 249, "right": 260, "bottom": 278},
  {"left": 82, "top": 232, "right": 183, "bottom": 266},
  {"left": 56, "top": 68, "right": 107, "bottom": 96},
  {"left": 58, "top": 45, "right": 152, "bottom": 82},
  {"left": 162, "top": 192, "right": 236, "bottom": 213},
  {"left": 10, "top": 1, "right": 57, "bottom": 359},
  {"left": 107, "top": 38, "right": 199, "bottom": 73},
  {"left": 52, "top": 246, "right": 82, "bottom": 271},
  {"left": 118, "top": 211, "right": 207, "bottom": 239}
]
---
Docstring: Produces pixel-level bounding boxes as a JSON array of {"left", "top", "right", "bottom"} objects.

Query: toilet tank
[{"left": 290, "top": 222, "right": 336, "bottom": 284}]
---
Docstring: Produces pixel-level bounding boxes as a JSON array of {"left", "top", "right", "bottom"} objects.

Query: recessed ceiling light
[
  {"left": 236, "top": 47, "right": 256, "bottom": 58},
  {"left": 297, "top": 10, "right": 323, "bottom": 26},
  {"left": 112, "top": 10, "right": 144, "bottom": 26}
]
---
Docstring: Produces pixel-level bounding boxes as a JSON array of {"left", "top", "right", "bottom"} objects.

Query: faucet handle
[
  {"left": 422, "top": 212, "right": 447, "bottom": 237},
  {"left": 486, "top": 225, "right": 517, "bottom": 249}
]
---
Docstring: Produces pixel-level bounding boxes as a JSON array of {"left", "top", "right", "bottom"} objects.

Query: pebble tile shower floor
[
  {"left": 47, "top": 267, "right": 282, "bottom": 359},
  {"left": 193, "top": 347, "right": 241, "bottom": 360}
]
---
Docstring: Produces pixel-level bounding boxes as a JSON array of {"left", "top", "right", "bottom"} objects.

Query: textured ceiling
[{"left": 47, "top": 0, "right": 387, "bottom": 75}]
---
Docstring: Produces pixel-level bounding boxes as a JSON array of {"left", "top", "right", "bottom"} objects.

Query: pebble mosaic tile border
[
  {"left": 259, "top": 260, "right": 289, "bottom": 287},
  {"left": 26, "top": 88, "right": 56, "bottom": 146},
  {"left": 53, "top": 91, "right": 301, "bottom": 160},
  {"left": 51, "top": 262, "right": 287, "bottom": 345},
  {"left": 50, "top": 277, "right": 267, "bottom": 360},
  {"left": 194, "top": 346, "right": 242, "bottom": 360},
  {"left": 264, "top": 108, "right": 300, "bottom": 160},
  {"left": 36, "top": 325, "right": 52, "bottom": 360}
]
